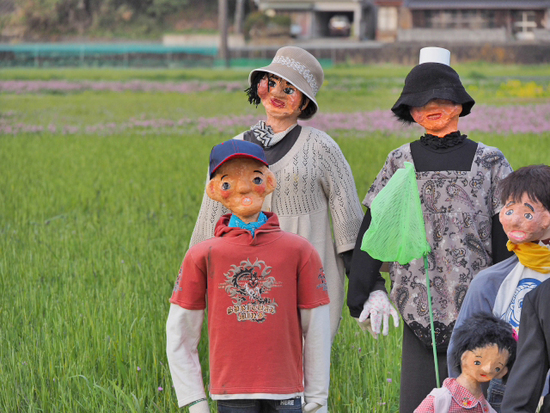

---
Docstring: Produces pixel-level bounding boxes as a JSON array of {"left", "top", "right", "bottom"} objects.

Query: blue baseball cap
[{"left": 209, "top": 140, "right": 269, "bottom": 179}]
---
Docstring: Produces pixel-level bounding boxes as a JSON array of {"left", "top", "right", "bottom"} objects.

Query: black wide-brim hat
[{"left": 391, "top": 62, "right": 475, "bottom": 123}]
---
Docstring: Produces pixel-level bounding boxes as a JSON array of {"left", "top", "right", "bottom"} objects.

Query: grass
[
  {"left": 2, "top": 64, "right": 550, "bottom": 412},
  {"left": 3, "top": 62, "right": 550, "bottom": 82}
]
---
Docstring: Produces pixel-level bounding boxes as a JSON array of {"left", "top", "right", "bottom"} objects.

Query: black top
[
  {"left": 243, "top": 125, "right": 302, "bottom": 166},
  {"left": 410, "top": 132, "right": 477, "bottom": 172},
  {"left": 347, "top": 132, "right": 513, "bottom": 318},
  {"left": 501, "top": 277, "right": 550, "bottom": 412}
]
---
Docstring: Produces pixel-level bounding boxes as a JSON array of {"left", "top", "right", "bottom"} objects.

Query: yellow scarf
[{"left": 507, "top": 241, "right": 550, "bottom": 273}]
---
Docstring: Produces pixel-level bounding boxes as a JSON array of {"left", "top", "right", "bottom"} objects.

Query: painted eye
[
  {"left": 284, "top": 87, "right": 295, "bottom": 95},
  {"left": 221, "top": 182, "right": 230, "bottom": 190},
  {"left": 253, "top": 177, "right": 263, "bottom": 185},
  {"left": 495, "top": 367, "right": 501, "bottom": 372},
  {"left": 268, "top": 79, "right": 276, "bottom": 88},
  {"left": 474, "top": 361, "right": 481, "bottom": 365},
  {"left": 505, "top": 210, "right": 514, "bottom": 216},
  {"left": 525, "top": 213, "right": 533, "bottom": 220}
]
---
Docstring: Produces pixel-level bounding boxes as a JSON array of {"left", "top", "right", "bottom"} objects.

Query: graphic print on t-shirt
[
  {"left": 317, "top": 268, "right": 328, "bottom": 292},
  {"left": 221, "top": 258, "right": 282, "bottom": 323},
  {"left": 502, "top": 277, "right": 542, "bottom": 331}
]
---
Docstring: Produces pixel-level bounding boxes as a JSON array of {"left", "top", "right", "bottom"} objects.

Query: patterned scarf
[
  {"left": 251, "top": 121, "right": 297, "bottom": 148},
  {"left": 507, "top": 241, "right": 550, "bottom": 273},
  {"left": 229, "top": 212, "right": 268, "bottom": 238}
]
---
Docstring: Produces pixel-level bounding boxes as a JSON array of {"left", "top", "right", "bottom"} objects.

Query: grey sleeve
[
  {"left": 166, "top": 304, "right": 206, "bottom": 407},
  {"left": 446, "top": 272, "right": 500, "bottom": 377},
  {"left": 301, "top": 305, "right": 331, "bottom": 407}
]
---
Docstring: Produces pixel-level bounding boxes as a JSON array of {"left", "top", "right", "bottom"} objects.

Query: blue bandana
[{"left": 228, "top": 212, "right": 268, "bottom": 238}]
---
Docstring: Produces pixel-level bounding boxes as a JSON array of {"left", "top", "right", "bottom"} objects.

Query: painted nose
[
  {"left": 481, "top": 364, "right": 492, "bottom": 374},
  {"left": 419, "top": 100, "right": 437, "bottom": 110},
  {"left": 236, "top": 180, "right": 252, "bottom": 193},
  {"left": 509, "top": 213, "right": 523, "bottom": 226}
]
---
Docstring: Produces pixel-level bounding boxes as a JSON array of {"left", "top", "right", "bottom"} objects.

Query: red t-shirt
[{"left": 170, "top": 213, "right": 330, "bottom": 396}]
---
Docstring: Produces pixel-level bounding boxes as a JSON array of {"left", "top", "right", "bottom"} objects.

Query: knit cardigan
[{"left": 190, "top": 126, "right": 364, "bottom": 337}]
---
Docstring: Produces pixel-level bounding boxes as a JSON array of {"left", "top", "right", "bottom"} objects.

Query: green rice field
[{"left": 2, "top": 63, "right": 550, "bottom": 412}]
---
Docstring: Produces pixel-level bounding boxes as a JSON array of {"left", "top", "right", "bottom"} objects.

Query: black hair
[
  {"left": 451, "top": 313, "right": 516, "bottom": 379},
  {"left": 498, "top": 164, "right": 550, "bottom": 212},
  {"left": 244, "top": 71, "right": 315, "bottom": 120}
]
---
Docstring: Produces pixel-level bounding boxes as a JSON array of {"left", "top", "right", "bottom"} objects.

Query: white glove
[
  {"left": 303, "top": 402, "right": 323, "bottom": 413},
  {"left": 189, "top": 400, "right": 210, "bottom": 413},
  {"left": 356, "top": 290, "right": 399, "bottom": 339}
]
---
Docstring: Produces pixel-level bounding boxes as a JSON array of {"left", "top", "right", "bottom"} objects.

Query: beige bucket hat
[{"left": 248, "top": 46, "right": 324, "bottom": 119}]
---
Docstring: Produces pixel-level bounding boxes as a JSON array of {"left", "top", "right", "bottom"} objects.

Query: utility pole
[
  {"left": 235, "top": 0, "right": 245, "bottom": 34},
  {"left": 218, "top": 0, "right": 229, "bottom": 67}
]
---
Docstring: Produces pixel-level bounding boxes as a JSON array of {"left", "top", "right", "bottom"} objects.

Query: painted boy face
[
  {"left": 410, "top": 99, "right": 462, "bottom": 137},
  {"left": 257, "top": 74, "right": 307, "bottom": 121},
  {"left": 499, "top": 193, "right": 550, "bottom": 244},
  {"left": 207, "top": 158, "right": 276, "bottom": 223},
  {"left": 461, "top": 344, "right": 509, "bottom": 383}
]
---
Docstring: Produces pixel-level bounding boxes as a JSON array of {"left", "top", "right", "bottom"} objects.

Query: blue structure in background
[{"left": 0, "top": 43, "right": 219, "bottom": 68}]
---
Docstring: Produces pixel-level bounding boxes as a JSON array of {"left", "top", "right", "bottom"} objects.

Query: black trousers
[{"left": 399, "top": 323, "right": 448, "bottom": 413}]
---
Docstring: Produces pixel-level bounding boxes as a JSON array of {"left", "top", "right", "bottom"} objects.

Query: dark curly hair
[
  {"left": 450, "top": 313, "right": 516, "bottom": 380},
  {"left": 244, "top": 71, "right": 316, "bottom": 120},
  {"left": 498, "top": 164, "right": 550, "bottom": 212}
]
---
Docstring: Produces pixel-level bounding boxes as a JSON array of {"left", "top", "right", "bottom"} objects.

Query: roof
[{"left": 405, "top": 0, "right": 550, "bottom": 9}]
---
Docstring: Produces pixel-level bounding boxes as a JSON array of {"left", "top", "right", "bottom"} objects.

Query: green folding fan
[{"left": 361, "top": 162, "right": 440, "bottom": 387}]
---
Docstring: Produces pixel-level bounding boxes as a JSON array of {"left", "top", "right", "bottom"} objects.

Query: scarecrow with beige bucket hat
[{"left": 190, "top": 46, "right": 364, "bottom": 346}]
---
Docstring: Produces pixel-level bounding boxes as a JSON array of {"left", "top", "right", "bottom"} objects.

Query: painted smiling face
[
  {"left": 207, "top": 157, "right": 277, "bottom": 223},
  {"left": 410, "top": 98, "right": 462, "bottom": 137},
  {"left": 460, "top": 344, "right": 509, "bottom": 384},
  {"left": 257, "top": 74, "right": 308, "bottom": 122},
  {"left": 499, "top": 193, "right": 550, "bottom": 244}
]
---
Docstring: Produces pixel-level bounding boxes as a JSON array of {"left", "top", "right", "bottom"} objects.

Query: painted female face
[
  {"left": 410, "top": 99, "right": 462, "bottom": 137},
  {"left": 207, "top": 158, "right": 276, "bottom": 223},
  {"left": 499, "top": 193, "right": 550, "bottom": 244},
  {"left": 461, "top": 344, "right": 509, "bottom": 384},
  {"left": 257, "top": 74, "right": 307, "bottom": 121}
]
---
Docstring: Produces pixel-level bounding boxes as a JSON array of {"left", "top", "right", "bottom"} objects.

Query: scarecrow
[
  {"left": 190, "top": 46, "right": 363, "bottom": 345},
  {"left": 448, "top": 164, "right": 550, "bottom": 411},
  {"left": 417, "top": 313, "right": 516, "bottom": 413},
  {"left": 167, "top": 139, "right": 331, "bottom": 413},
  {"left": 347, "top": 47, "right": 513, "bottom": 412}
]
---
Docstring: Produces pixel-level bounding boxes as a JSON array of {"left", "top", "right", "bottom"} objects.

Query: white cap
[{"left": 419, "top": 47, "right": 451, "bottom": 66}]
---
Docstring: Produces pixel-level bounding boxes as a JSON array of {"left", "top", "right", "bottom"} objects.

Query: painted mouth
[
  {"left": 509, "top": 230, "right": 528, "bottom": 242},
  {"left": 271, "top": 98, "right": 285, "bottom": 108},
  {"left": 241, "top": 197, "right": 252, "bottom": 206},
  {"left": 427, "top": 113, "right": 442, "bottom": 120}
]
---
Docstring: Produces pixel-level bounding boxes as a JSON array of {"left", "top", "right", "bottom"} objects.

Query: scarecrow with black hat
[
  {"left": 167, "top": 140, "right": 331, "bottom": 413},
  {"left": 347, "top": 48, "right": 513, "bottom": 412},
  {"left": 190, "top": 46, "right": 363, "bottom": 346}
]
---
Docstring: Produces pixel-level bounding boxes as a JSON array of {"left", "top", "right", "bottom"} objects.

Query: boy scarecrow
[{"left": 167, "top": 140, "right": 331, "bottom": 413}]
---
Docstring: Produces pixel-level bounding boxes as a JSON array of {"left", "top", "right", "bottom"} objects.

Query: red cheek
[
  {"left": 220, "top": 190, "right": 230, "bottom": 199},
  {"left": 257, "top": 78, "right": 269, "bottom": 99},
  {"left": 254, "top": 184, "right": 266, "bottom": 194},
  {"left": 286, "top": 93, "right": 302, "bottom": 110}
]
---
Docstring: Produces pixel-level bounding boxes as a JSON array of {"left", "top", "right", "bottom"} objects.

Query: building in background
[
  {"left": 373, "top": 0, "right": 405, "bottom": 42},
  {"left": 253, "top": 0, "right": 376, "bottom": 40},
  {"left": 394, "top": 0, "right": 550, "bottom": 43},
  {"left": 253, "top": 0, "right": 550, "bottom": 43}
]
